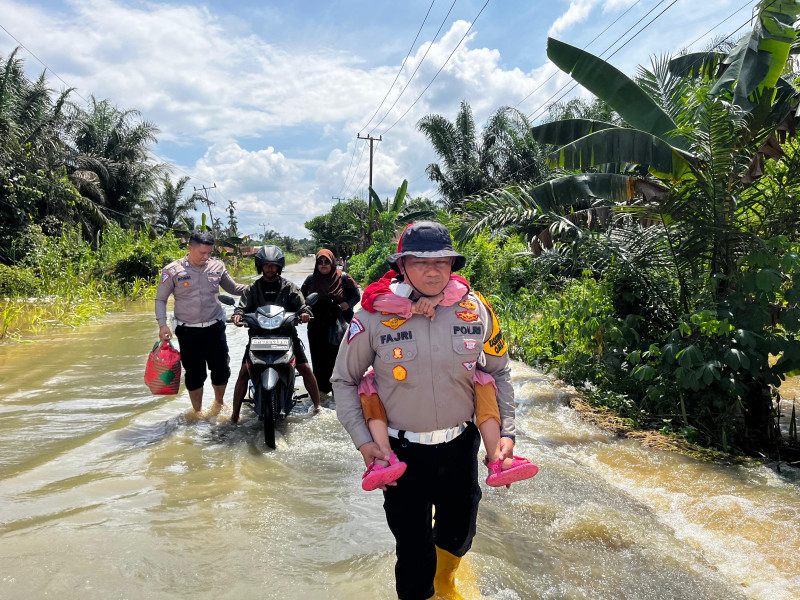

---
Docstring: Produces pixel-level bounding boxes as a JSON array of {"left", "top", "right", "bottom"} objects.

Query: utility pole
[
  {"left": 194, "top": 184, "right": 217, "bottom": 232},
  {"left": 357, "top": 134, "right": 382, "bottom": 233},
  {"left": 332, "top": 196, "right": 345, "bottom": 204}
]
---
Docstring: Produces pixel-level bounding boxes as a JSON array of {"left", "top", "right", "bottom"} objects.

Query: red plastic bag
[{"left": 144, "top": 340, "right": 182, "bottom": 395}]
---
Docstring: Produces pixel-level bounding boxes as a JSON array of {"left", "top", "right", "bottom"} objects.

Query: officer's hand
[
  {"left": 232, "top": 314, "right": 241, "bottom": 325},
  {"left": 498, "top": 436, "right": 515, "bottom": 463},
  {"left": 358, "top": 442, "right": 397, "bottom": 489},
  {"left": 300, "top": 313, "right": 311, "bottom": 323},
  {"left": 159, "top": 325, "right": 172, "bottom": 341}
]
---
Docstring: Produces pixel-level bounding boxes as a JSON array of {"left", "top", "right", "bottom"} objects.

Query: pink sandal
[
  {"left": 362, "top": 453, "right": 407, "bottom": 491},
  {"left": 485, "top": 456, "right": 538, "bottom": 487}
]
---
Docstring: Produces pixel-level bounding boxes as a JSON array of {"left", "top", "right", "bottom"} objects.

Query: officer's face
[
  {"left": 187, "top": 242, "right": 213, "bottom": 266},
  {"left": 399, "top": 256, "right": 453, "bottom": 297},
  {"left": 261, "top": 263, "right": 280, "bottom": 280}
]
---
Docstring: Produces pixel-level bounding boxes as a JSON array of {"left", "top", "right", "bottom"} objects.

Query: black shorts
[
  {"left": 174, "top": 320, "right": 231, "bottom": 391},
  {"left": 242, "top": 332, "right": 308, "bottom": 365}
]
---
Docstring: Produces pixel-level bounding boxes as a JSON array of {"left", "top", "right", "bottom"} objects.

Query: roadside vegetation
[
  {"left": 313, "top": 1, "right": 800, "bottom": 461},
  {"left": 4, "top": 1, "right": 799, "bottom": 461}
]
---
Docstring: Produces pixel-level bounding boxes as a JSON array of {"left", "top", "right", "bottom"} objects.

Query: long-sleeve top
[
  {"left": 332, "top": 290, "right": 515, "bottom": 450},
  {"left": 155, "top": 256, "right": 246, "bottom": 327}
]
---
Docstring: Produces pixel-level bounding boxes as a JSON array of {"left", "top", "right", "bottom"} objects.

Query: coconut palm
[
  {"left": 458, "top": 0, "right": 800, "bottom": 452},
  {"left": 417, "top": 101, "right": 551, "bottom": 210},
  {"left": 69, "top": 96, "right": 166, "bottom": 229},
  {"left": 149, "top": 174, "right": 198, "bottom": 233}
]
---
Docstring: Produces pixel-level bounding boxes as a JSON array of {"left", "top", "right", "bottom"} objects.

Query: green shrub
[{"left": 0, "top": 263, "right": 41, "bottom": 297}]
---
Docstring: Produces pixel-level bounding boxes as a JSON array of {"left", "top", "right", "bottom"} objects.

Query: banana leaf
[
  {"left": 550, "top": 128, "right": 696, "bottom": 181},
  {"left": 668, "top": 52, "right": 726, "bottom": 79},
  {"left": 546, "top": 38, "right": 689, "bottom": 151},
  {"left": 520, "top": 173, "right": 636, "bottom": 212},
  {"left": 529, "top": 119, "right": 620, "bottom": 147},
  {"left": 390, "top": 179, "right": 408, "bottom": 213},
  {"left": 368, "top": 186, "right": 383, "bottom": 215},
  {"left": 710, "top": 0, "right": 800, "bottom": 111}
]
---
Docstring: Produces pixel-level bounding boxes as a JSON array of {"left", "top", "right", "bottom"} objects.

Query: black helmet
[{"left": 254, "top": 245, "right": 285, "bottom": 274}]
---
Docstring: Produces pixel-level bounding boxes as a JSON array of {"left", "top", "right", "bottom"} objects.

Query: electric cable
[
  {"left": 514, "top": 0, "right": 644, "bottom": 109},
  {"left": 0, "top": 22, "right": 89, "bottom": 104},
  {"left": 358, "top": 0, "right": 438, "bottom": 134},
  {"left": 379, "top": 0, "right": 492, "bottom": 137},
  {"left": 367, "top": 0, "right": 460, "bottom": 135}
]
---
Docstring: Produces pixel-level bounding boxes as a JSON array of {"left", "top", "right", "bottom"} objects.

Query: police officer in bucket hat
[{"left": 332, "top": 221, "right": 517, "bottom": 599}]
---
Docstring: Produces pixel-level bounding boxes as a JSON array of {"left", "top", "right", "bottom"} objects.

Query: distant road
[{"left": 284, "top": 255, "right": 315, "bottom": 278}]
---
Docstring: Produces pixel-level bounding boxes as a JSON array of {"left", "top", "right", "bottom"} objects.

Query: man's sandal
[
  {"left": 485, "top": 456, "right": 538, "bottom": 487},
  {"left": 362, "top": 453, "right": 407, "bottom": 491}
]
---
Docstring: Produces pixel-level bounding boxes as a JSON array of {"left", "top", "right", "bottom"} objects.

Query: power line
[
  {"left": 526, "top": 0, "right": 679, "bottom": 123},
  {"left": 418, "top": 5, "right": 762, "bottom": 205},
  {"left": 514, "top": 0, "right": 644, "bottom": 109},
  {"left": 0, "top": 22, "right": 89, "bottom": 104},
  {"left": 357, "top": 0, "right": 437, "bottom": 134},
  {"left": 367, "top": 0, "right": 460, "bottom": 135},
  {"left": 380, "top": 0, "right": 492, "bottom": 137}
]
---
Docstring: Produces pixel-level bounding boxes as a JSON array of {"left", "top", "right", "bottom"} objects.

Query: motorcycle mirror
[
  {"left": 219, "top": 295, "right": 236, "bottom": 306},
  {"left": 305, "top": 292, "right": 319, "bottom": 306}
]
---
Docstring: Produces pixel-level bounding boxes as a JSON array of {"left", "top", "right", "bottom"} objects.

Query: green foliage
[
  {"left": 0, "top": 263, "right": 40, "bottom": 296},
  {"left": 348, "top": 228, "right": 396, "bottom": 285}
]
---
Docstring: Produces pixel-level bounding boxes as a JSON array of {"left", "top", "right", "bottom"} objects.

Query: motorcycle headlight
[{"left": 257, "top": 314, "right": 284, "bottom": 329}]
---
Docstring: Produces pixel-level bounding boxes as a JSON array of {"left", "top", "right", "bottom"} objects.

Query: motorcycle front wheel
[{"left": 263, "top": 386, "right": 277, "bottom": 448}]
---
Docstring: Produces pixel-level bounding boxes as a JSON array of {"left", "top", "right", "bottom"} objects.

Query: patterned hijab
[{"left": 306, "top": 249, "right": 345, "bottom": 300}]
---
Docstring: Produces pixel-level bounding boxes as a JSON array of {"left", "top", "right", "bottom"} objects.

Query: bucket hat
[{"left": 386, "top": 221, "right": 465, "bottom": 271}]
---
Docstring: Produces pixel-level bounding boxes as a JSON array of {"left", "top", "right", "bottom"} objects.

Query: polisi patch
[
  {"left": 458, "top": 299, "right": 477, "bottom": 310},
  {"left": 455, "top": 311, "right": 479, "bottom": 322},
  {"left": 452, "top": 325, "right": 482, "bottom": 335},
  {"left": 207, "top": 276, "right": 220, "bottom": 285},
  {"left": 463, "top": 360, "right": 477, "bottom": 371},
  {"left": 393, "top": 347, "right": 403, "bottom": 359},
  {"left": 392, "top": 365, "right": 407, "bottom": 381},
  {"left": 347, "top": 317, "right": 365, "bottom": 343},
  {"left": 380, "top": 331, "right": 413, "bottom": 344},
  {"left": 464, "top": 339, "right": 478, "bottom": 350},
  {"left": 381, "top": 317, "right": 407, "bottom": 330},
  {"left": 161, "top": 272, "right": 170, "bottom": 283}
]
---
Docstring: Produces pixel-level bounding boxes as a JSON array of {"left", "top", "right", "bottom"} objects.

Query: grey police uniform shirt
[
  {"left": 331, "top": 290, "right": 516, "bottom": 450},
  {"left": 155, "top": 256, "right": 247, "bottom": 327}
]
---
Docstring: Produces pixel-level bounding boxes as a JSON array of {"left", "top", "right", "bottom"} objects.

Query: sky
[{"left": 0, "top": 0, "right": 759, "bottom": 240}]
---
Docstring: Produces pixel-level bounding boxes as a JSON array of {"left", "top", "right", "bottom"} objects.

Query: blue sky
[{"left": 0, "top": 0, "right": 759, "bottom": 239}]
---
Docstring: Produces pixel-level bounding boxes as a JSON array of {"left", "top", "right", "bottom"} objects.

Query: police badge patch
[
  {"left": 463, "top": 360, "right": 477, "bottom": 371},
  {"left": 347, "top": 317, "right": 365, "bottom": 343}
]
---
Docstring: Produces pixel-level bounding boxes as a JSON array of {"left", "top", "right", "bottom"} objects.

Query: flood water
[{"left": 1, "top": 273, "right": 799, "bottom": 599}]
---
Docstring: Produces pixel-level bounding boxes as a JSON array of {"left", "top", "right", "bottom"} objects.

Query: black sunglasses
[{"left": 317, "top": 258, "right": 332, "bottom": 265}]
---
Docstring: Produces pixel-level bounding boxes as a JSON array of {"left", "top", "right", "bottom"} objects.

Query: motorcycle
[{"left": 234, "top": 293, "right": 318, "bottom": 448}]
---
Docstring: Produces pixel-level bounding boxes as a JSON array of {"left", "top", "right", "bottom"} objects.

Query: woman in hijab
[{"left": 301, "top": 249, "right": 361, "bottom": 397}]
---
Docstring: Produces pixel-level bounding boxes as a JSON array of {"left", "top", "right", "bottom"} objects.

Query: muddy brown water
[{"left": 1, "top": 263, "right": 798, "bottom": 599}]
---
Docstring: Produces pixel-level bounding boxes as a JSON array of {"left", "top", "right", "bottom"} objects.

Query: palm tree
[
  {"left": 460, "top": 0, "right": 800, "bottom": 452},
  {"left": 68, "top": 96, "right": 165, "bottom": 229},
  {"left": 149, "top": 174, "right": 198, "bottom": 233}
]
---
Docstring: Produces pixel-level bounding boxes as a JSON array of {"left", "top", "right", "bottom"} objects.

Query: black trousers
[
  {"left": 307, "top": 321, "right": 339, "bottom": 393},
  {"left": 384, "top": 423, "right": 482, "bottom": 600},
  {"left": 175, "top": 320, "right": 230, "bottom": 391}
]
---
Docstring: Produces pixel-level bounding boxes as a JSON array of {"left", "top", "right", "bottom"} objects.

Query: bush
[{"left": 0, "top": 263, "right": 41, "bottom": 297}]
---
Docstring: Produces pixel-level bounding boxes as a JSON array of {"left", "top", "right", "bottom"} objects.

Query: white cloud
[{"left": 548, "top": 0, "right": 599, "bottom": 37}]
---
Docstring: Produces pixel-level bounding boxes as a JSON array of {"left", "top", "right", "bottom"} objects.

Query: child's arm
[
  {"left": 440, "top": 276, "right": 470, "bottom": 306},
  {"left": 372, "top": 294, "right": 413, "bottom": 319}
]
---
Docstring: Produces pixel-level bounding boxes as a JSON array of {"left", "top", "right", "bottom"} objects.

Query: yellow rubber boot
[{"left": 433, "top": 546, "right": 465, "bottom": 599}]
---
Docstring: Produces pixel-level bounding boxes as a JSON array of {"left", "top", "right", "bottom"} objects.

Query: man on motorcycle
[{"left": 230, "top": 245, "right": 321, "bottom": 422}]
